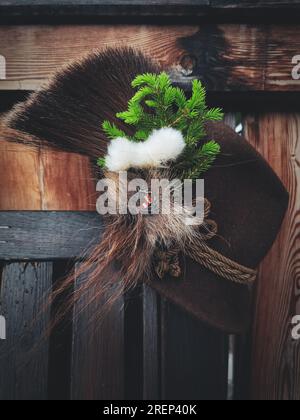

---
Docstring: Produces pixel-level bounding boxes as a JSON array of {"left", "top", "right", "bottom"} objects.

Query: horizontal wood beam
[
  {"left": 0, "top": 211, "right": 103, "bottom": 260},
  {"left": 0, "top": 25, "right": 300, "bottom": 93},
  {"left": 0, "top": 1, "right": 300, "bottom": 20}
]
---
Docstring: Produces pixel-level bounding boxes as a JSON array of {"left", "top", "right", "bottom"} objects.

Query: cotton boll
[
  {"left": 105, "top": 127, "right": 186, "bottom": 171},
  {"left": 144, "top": 128, "right": 186, "bottom": 166},
  {"left": 105, "top": 137, "right": 135, "bottom": 171}
]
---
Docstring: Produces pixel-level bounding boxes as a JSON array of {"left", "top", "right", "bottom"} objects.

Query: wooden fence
[
  {"left": 0, "top": 212, "right": 230, "bottom": 400},
  {"left": 0, "top": 1, "right": 299, "bottom": 400}
]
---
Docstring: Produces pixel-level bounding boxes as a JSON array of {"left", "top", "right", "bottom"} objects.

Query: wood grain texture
[
  {"left": 142, "top": 284, "right": 159, "bottom": 400},
  {"left": 160, "top": 299, "right": 229, "bottom": 400},
  {"left": 0, "top": 0, "right": 210, "bottom": 4},
  {"left": 1, "top": 1, "right": 299, "bottom": 6},
  {"left": 0, "top": 25, "right": 194, "bottom": 91},
  {"left": 41, "top": 151, "right": 96, "bottom": 211},
  {"left": 244, "top": 113, "right": 300, "bottom": 400},
  {"left": 0, "top": 141, "right": 42, "bottom": 210},
  {"left": 0, "top": 0, "right": 299, "bottom": 19},
  {"left": 212, "top": 0, "right": 300, "bottom": 5},
  {"left": 0, "top": 211, "right": 102, "bottom": 260},
  {"left": 0, "top": 262, "right": 52, "bottom": 400},
  {"left": 123, "top": 286, "right": 143, "bottom": 400},
  {"left": 47, "top": 260, "right": 74, "bottom": 400},
  {"left": 71, "top": 263, "right": 124, "bottom": 400},
  {"left": 0, "top": 25, "right": 300, "bottom": 92},
  {"left": 0, "top": 143, "right": 95, "bottom": 211}
]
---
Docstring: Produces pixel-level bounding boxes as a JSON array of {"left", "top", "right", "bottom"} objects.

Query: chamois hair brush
[{"left": 0, "top": 48, "right": 166, "bottom": 327}]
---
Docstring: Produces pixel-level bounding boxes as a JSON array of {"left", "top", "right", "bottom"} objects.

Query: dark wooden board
[
  {"left": 160, "top": 300, "right": 229, "bottom": 400},
  {"left": 123, "top": 286, "right": 144, "bottom": 400},
  {"left": 1, "top": 0, "right": 299, "bottom": 11},
  {"left": 70, "top": 263, "right": 124, "bottom": 400},
  {"left": 212, "top": 0, "right": 300, "bottom": 5},
  {"left": 0, "top": 212, "right": 103, "bottom": 260},
  {"left": 1, "top": 1, "right": 300, "bottom": 23},
  {"left": 0, "top": 262, "right": 52, "bottom": 400},
  {"left": 142, "top": 284, "right": 160, "bottom": 400},
  {"left": 0, "top": 0, "right": 209, "bottom": 4},
  {"left": 0, "top": 211, "right": 233, "bottom": 400},
  {"left": 47, "top": 260, "right": 74, "bottom": 400}
]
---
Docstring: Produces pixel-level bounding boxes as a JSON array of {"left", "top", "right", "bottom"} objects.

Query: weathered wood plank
[
  {"left": 233, "top": 333, "right": 252, "bottom": 400},
  {"left": 0, "top": 25, "right": 195, "bottom": 91},
  {"left": 0, "top": 262, "right": 52, "bottom": 400},
  {"left": 0, "top": 141, "right": 42, "bottom": 210},
  {"left": 71, "top": 263, "right": 124, "bottom": 400},
  {"left": 0, "top": 25, "right": 300, "bottom": 92},
  {"left": 47, "top": 260, "right": 74, "bottom": 400},
  {"left": 0, "top": 0, "right": 209, "bottom": 5},
  {"left": 244, "top": 113, "right": 300, "bottom": 400},
  {"left": 212, "top": 0, "right": 300, "bottom": 5},
  {"left": 142, "top": 284, "right": 160, "bottom": 400},
  {"left": 0, "top": 0, "right": 299, "bottom": 19},
  {"left": 1, "top": 1, "right": 299, "bottom": 7},
  {"left": 41, "top": 151, "right": 96, "bottom": 211},
  {"left": 124, "top": 286, "right": 143, "bottom": 400},
  {"left": 160, "top": 300, "right": 229, "bottom": 400},
  {"left": 0, "top": 211, "right": 103, "bottom": 260},
  {"left": 0, "top": 142, "right": 95, "bottom": 212}
]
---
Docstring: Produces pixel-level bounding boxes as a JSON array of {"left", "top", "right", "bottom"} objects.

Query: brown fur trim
[{"left": 1, "top": 47, "right": 160, "bottom": 162}]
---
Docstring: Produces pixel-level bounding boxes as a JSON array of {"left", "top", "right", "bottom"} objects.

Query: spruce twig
[{"left": 99, "top": 72, "right": 223, "bottom": 178}]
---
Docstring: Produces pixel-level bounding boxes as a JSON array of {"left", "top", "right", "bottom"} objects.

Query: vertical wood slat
[
  {"left": 233, "top": 333, "right": 252, "bottom": 400},
  {"left": 224, "top": 111, "right": 253, "bottom": 401},
  {"left": 0, "top": 262, "right": 52, "bottom": 400},
  {"left": 244, "top": 113, "right": 300, "bottom": 400},
  {"left": 47, "top": 261, "right": 74, "bottom": 401},
  {"left": 70, "top": 263, "right": 124, "bottom": 400},
  {"left": 142, "top": 284, "right": 160, "bottom": 400},
  {"left": 160, "top": 300, "right": 229, "bottom": 400},
  {"left": 124, "top": 286, "right": 143, "bottom": 400}
]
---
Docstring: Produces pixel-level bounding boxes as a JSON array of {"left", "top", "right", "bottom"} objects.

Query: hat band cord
[{"left": 155, "top": 199, "right": 257, "bottom": 285}]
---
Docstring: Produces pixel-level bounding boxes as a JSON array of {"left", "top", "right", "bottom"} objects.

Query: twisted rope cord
[
  {"left": 155, "top": 199, "right": 257, "bottom": 285},
  {"left": 185, "top": 238, "right": 257, "bottom": 285}
]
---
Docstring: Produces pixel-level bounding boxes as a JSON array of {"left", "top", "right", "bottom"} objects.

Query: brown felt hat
[
  {"left": 0, "top": 48, "right": 289, "bottom": 334},
  {"left": 146, "top": 120, "right": 288, "bottom": 332}
]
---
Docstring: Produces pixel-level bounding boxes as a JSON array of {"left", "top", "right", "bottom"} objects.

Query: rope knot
[
  {"left": 154, "top": 199, "right": 257, "bottom": 285},
  {"left": 155, "top": 246, "right": 181, "bottom": 279}
]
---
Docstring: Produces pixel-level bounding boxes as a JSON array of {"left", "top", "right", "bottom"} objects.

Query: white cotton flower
[
  {"left": 105, "top": 127, "right": 185, "bottom": 171},
  {"left": 105, "top": 137, "right": 135, "bottom": 172}
]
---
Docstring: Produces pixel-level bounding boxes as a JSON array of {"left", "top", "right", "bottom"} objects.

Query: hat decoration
[
  {"left": 95, "top": 71, "right": 257, "bottom": 286},
  {"left": 98, "top": 72, "right": 222, "bottom": 178}
]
